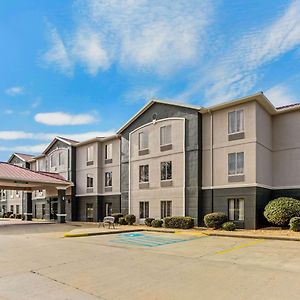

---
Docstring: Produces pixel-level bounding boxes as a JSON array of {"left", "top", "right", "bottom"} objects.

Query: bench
[{"left": 99, "top": 216, "right": 115, "bottom": 229}]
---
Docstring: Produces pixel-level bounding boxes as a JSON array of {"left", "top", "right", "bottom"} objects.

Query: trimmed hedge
[
  {"left": 289, "top": 217, "right": 300, "bottom": 232},
  {"left": 118, "top": 217, "right": 128, "bottom": 225},
  {"left": 164, "top": 216, "right": 194, "bottom": 229},
  {"left": 222, "top": 221, "right": 236, "bottom": 231},
  {"left": 264, "top": 197, "right": 300, "bottom": 226},
  {"left": 204, "top": 212, "right": 228, "bottom": 229},
  {"left": 151, "top": 219, "right": 163, "bottom": 228},
  {"left": 111, "top": 213, "right": 123, "bottom": 224},
  {"left": 125, "top": 214, "right": 136, "bottom": 225},
  {"left": 145, "top": 218, "right": 155, "bottom": 227}
]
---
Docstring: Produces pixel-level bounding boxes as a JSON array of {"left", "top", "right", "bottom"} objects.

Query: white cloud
[
  {"left": 124, "top": 87, "right": 160, "bottom": 104},
  {"left": 265, "top": 84, "right": 298, "bottom": 107},
  {"left": 0, "top": 130, "right": 115, "bottom": 141},
  {"left": 5, "top": 86, "right": 24, "bottom": 96},
  {"left": 34, "top": 112, "right": 97, "bottom": 126},
  {"left": 43, "top": 0, "right": 214, "bottom": 76},
  {"left": 43, "top": 26, "right": 73, "bottom": 75},
  {"left": 72, "top": 27, "right": 110, "bottom": 75},
  {"left": 4, "top": 109, "right": 13, "bottom": 115}
]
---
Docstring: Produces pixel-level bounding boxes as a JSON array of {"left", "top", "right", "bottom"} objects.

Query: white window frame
[
  {"left": 139, "top": 165, "right": 149, "bottom": 183},
  {"left": 139, "top": 201, "right": 149, "bottom": 219},
  {"left": 138, "top": 132, "right": 149, "bottom": 150},
  {"left": 161, "top": 201, "right": 172, "bottom": 218},
  {"left": 228, "top": 198, "right": 245, "bottom": 221},
  {"left": 58, "top": 152, "right": 63, "bottom": 166},
  {"left": 160, "top": 125, "right": 172, "bottom": 146},
  {"left": 87, "top": 174, "right": 94, "bottom": 188},
  {"left": 228, "top": 152, "right": 244, "bottom": 175},
  {"left": 105, "top": 172, "right": 112, "bottom": 187},
  {"left": 228, "top": 109, "right": 244, "bottom": 135},
  {"left": 161, "top": 161, "right": 172, "bottom": 181},
  {"left": 105, "top": 144, "right": 112, "bottom": 160},
  {"left": 87, "top": 146, "right": 94, "bottom": 163}
]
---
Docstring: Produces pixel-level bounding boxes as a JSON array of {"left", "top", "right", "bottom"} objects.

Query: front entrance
[
  {"left": 86, "top": 203, "right": 94, "bottom": 222},
  {"left": 105, "top": 203, "right": 112, "bottom": 216},
  {"left": 50, "top": 200, "right": 58, "bottom": 220}
]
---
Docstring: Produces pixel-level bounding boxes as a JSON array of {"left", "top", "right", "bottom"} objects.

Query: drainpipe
[{"left": 208, "top": 109, "right": 214, "bottom": 212}]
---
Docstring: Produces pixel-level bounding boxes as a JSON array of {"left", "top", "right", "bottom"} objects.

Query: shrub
[
  {"left": 151, "top": 219, "right": 163, "bottom": 228},
  {"left": 15, "top": 214, "right": 22, "bottom": 219},
  {"left": 163, "top": 216, "right": 194, "bottom": 229},
  {"left": 264, "top": 197, "right": 300, "bottom": 226},
  {"left": 118, "top": 217, "right": 128, "bottom": 225},
  {"left": 222, "top": 221, "right": 236, "bottom": 231},
  {"left": 204, "top": 212, "right": 228, "bottom": 229},
  {"left": 289, "top": 217, "right": 300, "bottom": 232},
  {"left": 10, "top": 214, "right": 15, "bottom": 219},
  {"left": 111, "top": 213, "right": 123, "bottom": 224},
  {"left": 125, "top": 214, "right": 136, "bottom": 225},
  {"left": 145, "top": 218, "right": 155, "bottom": 227}
]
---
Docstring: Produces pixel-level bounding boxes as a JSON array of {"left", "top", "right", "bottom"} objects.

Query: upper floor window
[
  {"left": 139, "top": 165, "right": 149, "bottom": 183},
  {"left": 228, "top": 152, "right": 244, "bottom": 175},
  {"left": 138, "top": 132, "right": 149, "bottom": 150},
  {"left": 160, "top": 125, "right": 172, "bottom": 146},
  {"left": 228, "top": 109, "right": 244, "bottom": 134},
  {"left": 105, "top": 172, "right": 112, "bottom": 187},
  {"left": 58, "top": 152, "right": 64, "bottom": 166},
  {"left": 50, "top": 155, "right": 54, "bottom": 167},
  {"left": 161, "top": 161, "right": 172, "bottom": 181},
  {"left": 87, "top": 146, "right": 94, "bottom": 164},
  {"left": 105, "top": 144, "right": 112, "bottom": 160},
  {"left": 87, "top": 174, "right": 94, "bottom": 188}
]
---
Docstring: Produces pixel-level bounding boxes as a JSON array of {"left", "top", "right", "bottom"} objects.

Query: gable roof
[
  {"left": 43, "top": 136, "right": 79, "bottom": 154},
  {"left": 8, "top": 153, "right": 34, "bottom": 164},
  {"left": 117, "top": 99, "right": 202, "bottom": 134}
]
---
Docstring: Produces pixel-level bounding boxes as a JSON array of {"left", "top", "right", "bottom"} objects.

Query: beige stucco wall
[
  {"left": 202, "top": 101, "right": 257, "bottom": 187},
  {"left": 273, "top": 110, "right": 300, "bottom": 187},
  {"left": 129, "top": 118, "right": 185, "bottom": 222}
]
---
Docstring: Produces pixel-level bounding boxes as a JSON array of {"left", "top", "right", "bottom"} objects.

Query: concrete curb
[
  {"left": 64, "top": 228, "right": 176, "bottom": 238},
  {"left": 205, "top": 232, "right": 300, "bottom": 242}
]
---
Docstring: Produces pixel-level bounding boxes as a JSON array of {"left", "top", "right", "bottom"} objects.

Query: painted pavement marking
[{"left": 216, "top": 239, "right": 265, "bottom": 255}]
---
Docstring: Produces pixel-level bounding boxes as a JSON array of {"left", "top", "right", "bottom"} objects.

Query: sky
[{"left": 1, "top": 0, "right": 300, "bottom": 161}]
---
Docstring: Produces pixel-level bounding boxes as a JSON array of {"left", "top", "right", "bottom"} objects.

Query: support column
[
  {"left": 24, "top": 191, "right": 32, "bottom": 221},
  {"left": 57, "top": 188, "right": 67, "bottom": 223}
]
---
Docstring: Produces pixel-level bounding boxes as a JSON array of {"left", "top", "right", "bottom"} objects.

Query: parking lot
[{"left": 0, "top": 224, "right": 300, "bottom": 299}]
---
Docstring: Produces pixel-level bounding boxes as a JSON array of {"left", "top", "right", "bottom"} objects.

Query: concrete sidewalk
[{"left": 0, "top": 218, "right": 54, "bottom": 226}]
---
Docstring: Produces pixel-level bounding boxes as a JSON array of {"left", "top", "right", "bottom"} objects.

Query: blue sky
[{"left": 1, "top": 0, "right": 300, "bottom": 161}]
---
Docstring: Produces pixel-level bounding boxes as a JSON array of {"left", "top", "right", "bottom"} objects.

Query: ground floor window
[
  {"left": 10, "top": 205, "right": 13, "bottom": 213},
  {"left": 139, "top": 201, "right": 149, "bottom": 219},
  {"left": 42, "top": 204, "right": 46, "bottom": 219},
  {"left": 161, "top": 201, "right": 172, "bottom": 218},
  {"left": 228, "top": 198, "right": 244, "bottom": 221},
  {"left": 105, "top": 202, "right": 112, "bottom": 216},
  {"left": 16, "top": 205, "right": 19, "bottom": 214},
  {"left": 86, "top": 203, "right": 94, "bottom": 221}
]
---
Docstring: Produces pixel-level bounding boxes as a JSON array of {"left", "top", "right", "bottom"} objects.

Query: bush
[
  {"left": 164, "top": 216, "right": 194, "bottom": 229},
  {"left": 222, "top": 221, "right": 236, "bottom": 231},
  {"left": 204, "top": 212, "right": 228, "bottom": 229},
  {"left": 145, "top": 218, "right": 155, "bottom": 227},
  {"left": 125, "top": 214, "right": 136, "bottom": 225},
  {"left": 15, "top": 214, "right": 22, "bottom": 219},
  {"left": 111, "top": 213, "right": 123, "bottom": 224},
  {"left": 118, "top": 217, "right": 128, "bottom": 225},
  {"left": 289, "top": 217, "right": 300, "bottom": 232},
  {"left": 264, "top": 197, "right": 300, "bottom": 226},
  {"left": 10, "top": 214, "right": 15, "bottom": 219},
  {"left": 151, "top": 219, "right": 163, "bottom": 228}
]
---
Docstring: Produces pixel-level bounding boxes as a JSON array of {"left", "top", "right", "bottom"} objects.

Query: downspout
[{"left": 208, "top": 109, "right": 214, "bottom": 212}]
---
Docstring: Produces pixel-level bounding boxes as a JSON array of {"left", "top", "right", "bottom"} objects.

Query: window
[
  {"left": 139, "top": 201, "right": 149, "bottom": 219},
  {"left": 228, "top": 152, "right": 244, "bottom": 175},
  {"left": 139, "top": 165, "right": 149, "bottom": 183},
  {"left": 160, "top": 125, "right": 172, "bottom": 145},
  {"left": 58, "top": 152, "right": 64, "bottom": 166},
  {"left": 87, "top": 174, "right": 94, "bottom": 188},
  {"left": 10, "top": 205, "right": 13, "bottom": 213},
  {"left": 228, "top": 198, "right": 244, "bottom": 221},
  {"left": 161, "top": 161, "right": 172, "bottom": 180},
  {"left": 87, "top": 146, "right": 94, "bottom": 163},
  {"left": 16, "top": 205, "right": 20, "bottom": 214},
  {"left": 50, "top": 154, "right": 55, "bottom": 167},
  {"left": 228, "top": 109, "right": 244, "bottom": 134},
  {"left": 86, "top": 203, "right": 94, "bottom": 221},
  {"left": 105, "top": 172, "right": 112, "bottom": 187},
  {"left": 105, "top": 144, "right": 112, "bottom": 160},
  {"left": 138, "top": 132, "right": 149, "bottom": 150},
  {"left": 161, "top": 201, "right": 172, "bottom": 218},
  {"left": 16, "top": 191, "right": 20, "bottom": 197}
]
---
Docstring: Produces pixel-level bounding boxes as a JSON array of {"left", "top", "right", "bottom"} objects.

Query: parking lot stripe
[{"left": 216, "top": 239, "right": 264, "bottom": 255}]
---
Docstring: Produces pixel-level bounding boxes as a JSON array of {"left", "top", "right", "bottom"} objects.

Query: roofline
[
  {"left": 117, "top": 99, "right": 202, "bottom": 134},
  {"left": 8, "top": 153, "right": 33, "bottom": 164},
  {"left": 75, "top": 134, "right": 120, "bottom": 147},
  {"left": 42, "top": 136, "right": 77, "bottom": 155}
]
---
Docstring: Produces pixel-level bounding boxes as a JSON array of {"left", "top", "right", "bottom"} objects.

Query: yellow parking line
[
  {"left": 175, "top": 231, "right": 207, "bottom": 237},
  {"left": 216, "top": 239, "right": 264, "bottom": 255}
]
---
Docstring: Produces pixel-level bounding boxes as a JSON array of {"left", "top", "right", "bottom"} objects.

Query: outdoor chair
[{"left": 99, "top": 216, "right": 115, "bottom": 229}]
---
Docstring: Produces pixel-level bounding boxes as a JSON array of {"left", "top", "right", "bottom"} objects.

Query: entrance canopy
[{"left": 0, "top": 162, "right": 72, "bottom": 190}]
